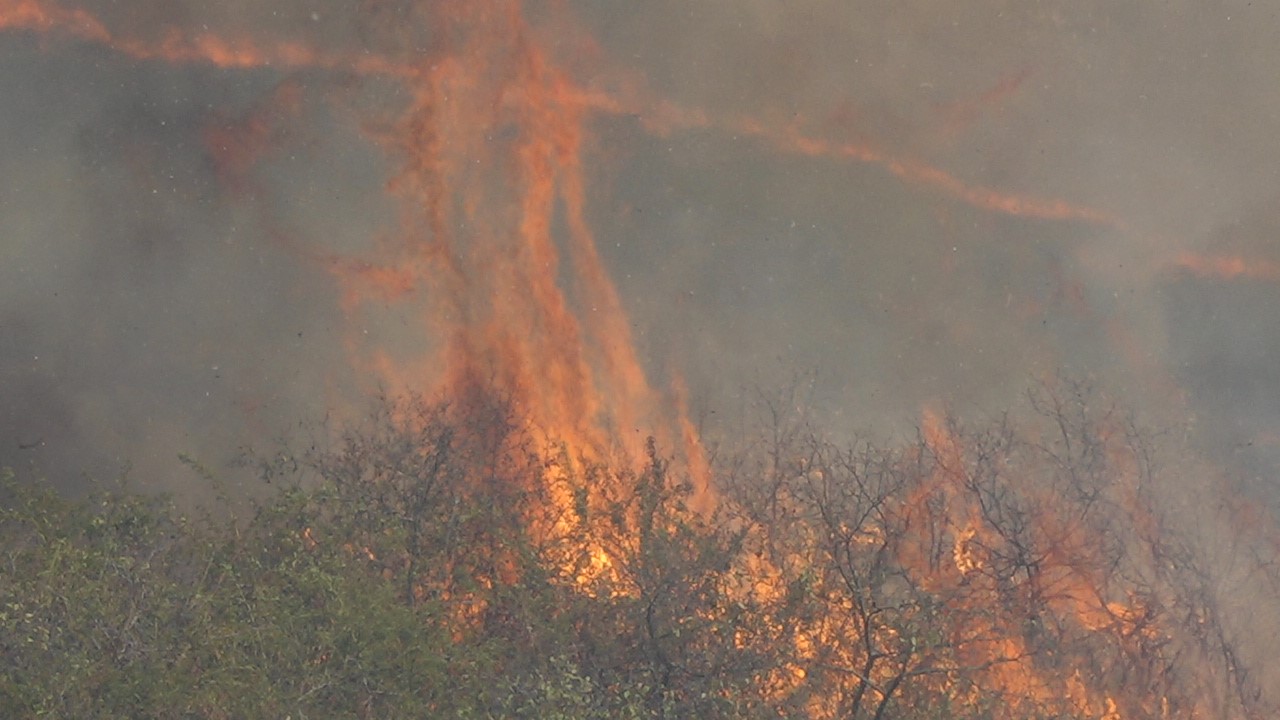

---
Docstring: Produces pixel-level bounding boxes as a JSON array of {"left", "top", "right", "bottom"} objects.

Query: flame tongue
[
  {"left": 0, "top": 0, "right": 712, "bottom": 524},
  {"left": 391, "top": 2, "right": 622, "bottom": 452},
  {"left": 344, "top": 0, "right": 715, "bottom": 512},
  {"left": 4, "top": 3, "right": 1270, "bottom": 715}
]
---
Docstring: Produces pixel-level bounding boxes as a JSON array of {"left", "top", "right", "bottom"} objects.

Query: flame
[
  {"left": 608, "top": 81, "right": 1121, "bottom": 226},
  {"left": 1, "top": 0, "right": 712, "bottom": 593},
  {"left": 333, "top": 1, "right": 725, "bottom": 599},
  {"left": 5, "top": 0, "right": 1120, "bottom": 232},
  {"left": 765, "top": 121, "right": 1120, "bottom": 225},
  {"left": 893, "top": 406, "right": 1201, "bottom": 718},
  {"left": 4, "top": 4, "right": 1269, "bottom": 716}
]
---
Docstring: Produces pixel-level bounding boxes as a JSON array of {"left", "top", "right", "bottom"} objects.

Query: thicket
[{"left": 0, "top": 383, "right": 1267, "bottom": 718}]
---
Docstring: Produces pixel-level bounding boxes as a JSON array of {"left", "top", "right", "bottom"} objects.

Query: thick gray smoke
[
  {"left": 0, "top": 12, "right": 388, "bottom": 495},
  {"left": 2, "top": 0, "right": 1279, "bottom": 499},
  {"left": 579, "top": 1, "right": 1280, "bottom": 459}
]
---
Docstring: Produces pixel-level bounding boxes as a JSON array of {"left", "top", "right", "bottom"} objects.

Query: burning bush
[{"left": 1, "top": 381, "right": 1270, "bottom": 718}]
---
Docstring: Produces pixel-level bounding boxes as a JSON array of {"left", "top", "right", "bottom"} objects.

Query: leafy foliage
[{"left": 0, "top": 384, "right": 1268, "bottom": 718}]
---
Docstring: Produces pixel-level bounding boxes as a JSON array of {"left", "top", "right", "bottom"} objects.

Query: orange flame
[
  {"left": 606, "top": 76, "right": 1120, "bottom": 226},
  {"left": 755, "top": 118, "right": 1121, "bottom": 225},
  {"left": 307, "top": 3, "right": 722, "bottom": 599},
  {"left": 5, "top": 0, "right": 1117, "bottom": 231},
  {"left": 4, "top": 5, "right": 1263, "bottom": 716},
  {"left": 1, "top": 0, "right": 716, "bottom": 585}
]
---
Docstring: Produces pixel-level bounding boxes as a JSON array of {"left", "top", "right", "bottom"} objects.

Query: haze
[{"left": 2, "top": 0, "right": 1277, "bottom": 505}]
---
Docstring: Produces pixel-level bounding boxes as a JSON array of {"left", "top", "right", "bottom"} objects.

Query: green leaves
[{"left": 0, "top": 386, "right": 1266, "bottom": 719}]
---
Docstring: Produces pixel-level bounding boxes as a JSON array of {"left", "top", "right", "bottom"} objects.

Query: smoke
[
  {"left": 575, "top": 0, "right": 1280, "bottom": 446},
  {"left": 0, "top": 18, "right": 382, "bottom": 495},
  {"left": 2, "top": 0, "right": 1279, "bottom": 502}
]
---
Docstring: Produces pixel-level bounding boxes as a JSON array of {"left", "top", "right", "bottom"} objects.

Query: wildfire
[
  {"left": 763, "top": 121, "right": 1121, "bottom": 225},
  {"left": 605, "top": 84, "right": 1121, "bottom": 227},
  {"left": 3, "top": 2, "right": 1266, "bottom": 717},
  {"left": 2, "top": 0, "right": 1126, "bottom": 230},
  {"left": 908, "top": 407, "right": 1205, "bottom": 719}
]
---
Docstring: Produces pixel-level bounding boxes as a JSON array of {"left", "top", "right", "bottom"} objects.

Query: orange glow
[
  {"left": 1171, "top": 251, "right": 1280, "bottom": 281},
  {"left": 4, "top": 0, "right": 1117, "bottom": 231},
  {"left": 933, "top": 67, "right": 1032, "bottom": 141},
  {"left": 201, "top": 81, "right": 305, "bottom": 197},
  {"left": 764, "top": 119, "right": 1121, "bottom": 225},
  {"left": 905, "top": 406, "right": 1196, "bottom": 718},
  {"left": 5, "top": 4, "right": 1266, "bottom": 716},
  {"left": 0, "top": 0, "right": 410, "bottom": 75},
  {"left": 0, "top": 0, "right": 711, "bottom": 589},
  {"left": 0, "top": 0, "right": 111, "bottom": 44},
  {"left": 671, "top": 372, "right": 715, "bottom": 514},
  {"left": 606, "top": 77, "right": 1121, "bottom": 226}
]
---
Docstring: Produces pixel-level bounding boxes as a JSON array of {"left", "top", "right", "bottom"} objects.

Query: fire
[
  {"left": 404, "top": 7, "right": 644, "bottom": 459},
  {"left": 4, "top": 3, "right": 1270, "bottom": 717},
  {"left": 0, "top": 0, "right": 708, "bottom": 593},
  {"left": 889, "top": 405, "right": 1212, "bottom": 719},
  {"left": 605, "top": 82, "right": 1121, "bottom": 226},
  {"left": 1, "top": 0, "right": 1122, "bottom": 229},
  {"left": 5, "top": 0, "right": 1121, "bottom": 235},
  {"left": 766, "top": 122, "right": 1121, "bottom": 225}
]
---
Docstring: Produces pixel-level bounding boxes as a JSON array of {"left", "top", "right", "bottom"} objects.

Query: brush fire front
[{"left": 1, "top": 1, "right": 1276, "bottom": 717}]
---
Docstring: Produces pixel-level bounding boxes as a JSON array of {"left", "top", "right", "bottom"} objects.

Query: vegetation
[{"left": 0, "top": 382, "right": 1268, "bottom": 718}]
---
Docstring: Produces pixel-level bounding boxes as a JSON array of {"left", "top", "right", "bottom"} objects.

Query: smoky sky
[{"left": 2, "top": 0, "right": 1279, "bottom": 497}]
